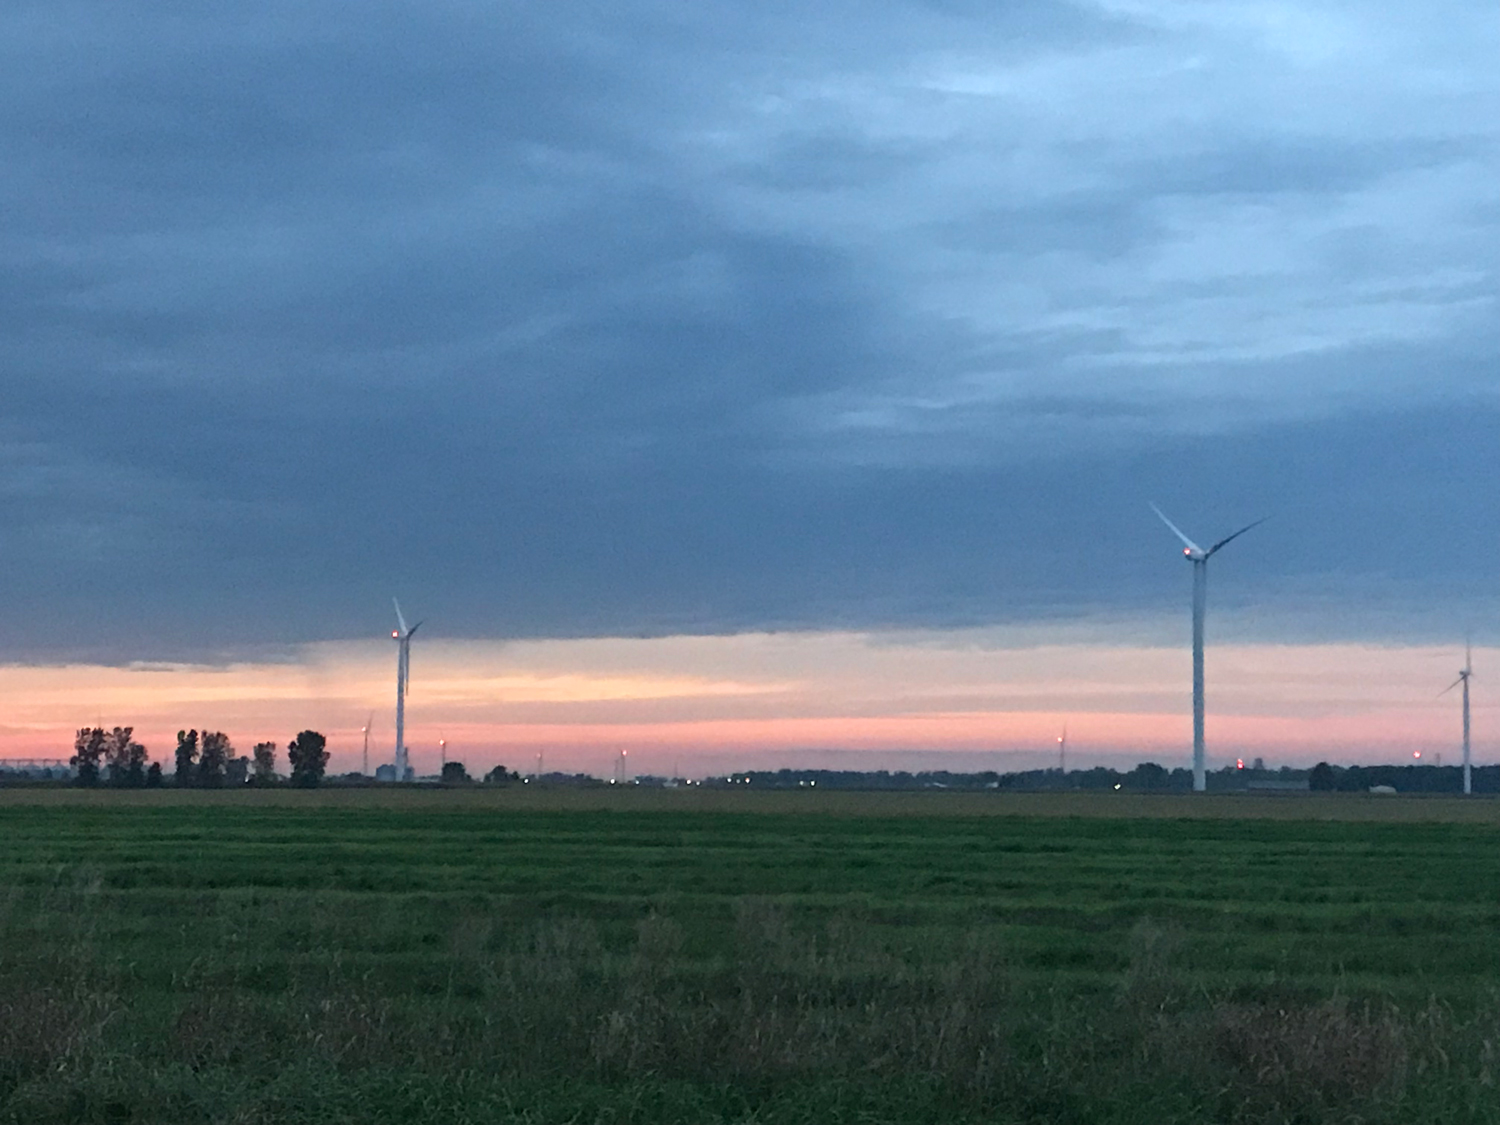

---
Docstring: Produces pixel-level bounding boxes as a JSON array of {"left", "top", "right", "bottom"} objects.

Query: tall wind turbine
[
  {"left": 1057, "top": 724, "right": 1068, "bottom": 775},
  {"left": 362, "top": 712, "right": 373, "bottom": 776},
  {"left": 392, "top": 598, "right": 422, "bottom": 782},
  {"left": 1441, "top": 643, "right": 1474, "bottom": 795},
  {"left": 1151, "top": 504, "right": 1266, "bottom": 792}
]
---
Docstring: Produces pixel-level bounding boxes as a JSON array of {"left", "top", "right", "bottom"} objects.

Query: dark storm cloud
[{"left": 0, "top": 0, "right": 1495, "bottom": 660}]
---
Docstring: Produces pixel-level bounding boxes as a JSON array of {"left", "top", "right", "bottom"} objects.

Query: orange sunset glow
[{"left": 1, "top": 629, "right": 1487, "bottom": 777}]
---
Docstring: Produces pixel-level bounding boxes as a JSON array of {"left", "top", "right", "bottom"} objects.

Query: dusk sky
[{"left": 2, "top": 1, "right": 1495, "bottom": 774}]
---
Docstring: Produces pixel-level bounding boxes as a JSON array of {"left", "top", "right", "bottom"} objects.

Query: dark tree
[
  {"left": 251, "top": 741, "right": 278, "bottom": 784},
  {"left": 1126, "top": 762, "right": 1170, "bottom": 790},
  {"left": 71, "top": 727, "right": 108, "bottom": 787},
  {"left": 104, "top": 727, "right": 149, "bottom": 787},
  {"left": 225, "top": 756, "right": 250, "bottom": 786},
  {"left": 197, "top": 731, "right": 232, "bottom": 788},
  {"left": 441, "top": 761, "right": 470, "bottom": 784},
  {"left": 174, "top": 729, "right": 199, "bottom": 787},
  {"left": 1309, "top": 761, "right": 1337, "bottom": 791},
  {"left": 483, "top": 765, "right": 518, "bottom": 786},
  {"left": 1075, "top": 767, "right": 1123, "bottom": 790},
  {"left": 1336, "top": 765, "right": 1367, "bottom": 792},
  {"left": 287, "top": 730, "right": 328, "bottom": 787},
  {"left": 146, "top": 762, "right": 164, "bottom": 787}
]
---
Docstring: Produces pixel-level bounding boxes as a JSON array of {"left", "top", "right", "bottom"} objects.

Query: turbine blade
[
  {"left": 408, "top": 621, "right": 423, "bottom": 637},
  {"left": 1439, "top": 677, "right": 1464, "bottom": 697},
  {"left": 1206, "top": 517, "right": 1268, "bottom": 557},
  {"left": 393, "top": 597, "right": 409, "bottom": 635},
  {"left": 1149, "top": 503, "right": 1202, "bottom": 554}
]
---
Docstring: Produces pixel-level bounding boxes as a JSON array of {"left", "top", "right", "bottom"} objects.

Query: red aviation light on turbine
[
  {"left": 1236, "top": 758, "right": 1244, "bottom": 770},
  {"left": 392, "top": 630, "right": 399, "bottom": 638}
]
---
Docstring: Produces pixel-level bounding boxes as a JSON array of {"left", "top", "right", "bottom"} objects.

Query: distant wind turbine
[
  {"left": 362, "top": 711, "right": 373, "bottom": 776},
  {"left": 1440, "top": 642, "right": 1474, "bottom": 795},
  {"left": 392, "top": 598, "right": 422, "bottom": 783},
  {"left": 1151, "top": 504, "right": 1266, "bottom": 792},
  {"left": 1057, "top": 724, "right": 1068, "bottom": 775}
]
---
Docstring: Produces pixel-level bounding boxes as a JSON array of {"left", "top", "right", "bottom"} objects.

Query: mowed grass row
[{"left": 3, "top": 794, "right": 1500, "bottom": 1123}]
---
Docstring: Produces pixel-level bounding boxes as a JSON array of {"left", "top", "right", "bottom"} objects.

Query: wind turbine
[
  {"left": 392, "top": 598, "right": 422, "bottom": 783},
  {"left": 1057, "top": 724, "right": 1068, "bottom": 775},
  {"left": 1151, "top": 504, "right": 1266, "bottom": 792},
  {"left": 1440, "top": 642, "right": 1474, "bottom": 795},
  {"left": 361, "top": 711, "right": 373, "bottom": 776}
]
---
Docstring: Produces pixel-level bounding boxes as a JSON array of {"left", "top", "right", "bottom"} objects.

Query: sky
[{"left": 1, "top": 1, "right": 1496, "bottom": 775}]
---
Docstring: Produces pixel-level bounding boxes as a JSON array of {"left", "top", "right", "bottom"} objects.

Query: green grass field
[{"left": 3, "top": 789, "right": 1499, "bottom": 1124}]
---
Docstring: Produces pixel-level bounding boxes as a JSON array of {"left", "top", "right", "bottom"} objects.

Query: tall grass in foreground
[{"left": 3, "top": 887, "right": 1498, "bottom": 1125}]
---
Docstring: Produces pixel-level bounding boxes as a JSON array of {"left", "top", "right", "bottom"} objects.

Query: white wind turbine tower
[
  {"left": 392, "top": 598, "right": 422, "bottom": 782},
  {"left": 1440, "top": 642, "right": 1474, "bottom": 795},
  {"left": 1151, "top": 504, "right": 1266, "bottom": 793},
  {"left": 361, "top": 711, "right": 373, "bottom": 776}
]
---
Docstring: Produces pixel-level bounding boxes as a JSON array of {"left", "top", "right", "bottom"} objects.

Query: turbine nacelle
[
  {"left": 1442, "top": 668, "right": 1473, "bottom": 695},
  {"left": 392, "top": 599, "right": 423, "bottom": 641},
  {"left": 1151, "top": 503, "right": 1265, "bottom": 562},
  {"left": 1442, "top": 644, "right": 1476, "bottom": 696}
]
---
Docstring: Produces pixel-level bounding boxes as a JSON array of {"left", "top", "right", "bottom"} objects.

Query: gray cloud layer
[{"left": 1, "top": 0, "right": 1496, "bottom": 659}]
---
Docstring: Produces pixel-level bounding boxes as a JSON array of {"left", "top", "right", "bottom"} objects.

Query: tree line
[
  {"left": 64, "top": 728, "right": 523, "bottom": 789},
  {"left": 70, "top": 727, "right": 329, "bottom": 787},
  {"left": 710, "top": 762, "right": 1499, "bottom": 794}
]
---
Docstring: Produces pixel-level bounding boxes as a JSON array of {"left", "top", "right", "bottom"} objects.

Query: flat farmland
[{"left": 2, "top": 790, "right": 1499, "bottom": 1124}]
